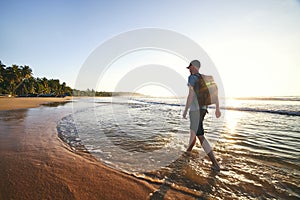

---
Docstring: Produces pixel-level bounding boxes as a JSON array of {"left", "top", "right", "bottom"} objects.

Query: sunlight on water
[
  {"left": 57, "top": 97, "right": 300, "bottom": 199},
  {"left": 224, "top": 110, "right": 244, "bottom": 134}
]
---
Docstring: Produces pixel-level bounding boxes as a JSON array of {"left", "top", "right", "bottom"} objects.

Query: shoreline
[{"left": 0, "top": 97, "right": 196, "bottom": 199}]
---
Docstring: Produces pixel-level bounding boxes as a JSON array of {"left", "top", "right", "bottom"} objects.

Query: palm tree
[
  {"left": 48, "top": 79, "right": 60, "bottom": 95},
  {"left": 0, "top": 61, "right": 5, "bottom": 84},
  {"left": 21, "top": 65, "right": 32, "bottom": 79},
  {"left": 0, "top": 61, "right": 6, "bottom": 94},
  {"left": 35, "top": 78, "right": 44, "bottom": 94},
  {"left": 41, "top": 77, "right": 50, "bottom": 94},
  {"left": 14, "top": 65, "right": 33, "bottom": 95},
  {"left": 26, "top": 77, "right": 36, "bottom": 94},
  {"left": 0, "top": 62, "right": 73, "bottom": 96},
  {"left": 5, "top": 66, "right": 18, "bottom": 95}
]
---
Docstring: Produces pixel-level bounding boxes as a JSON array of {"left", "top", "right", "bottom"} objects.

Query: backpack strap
[{"left": 194, "top": 73, "right": 201, "bottom": 77}]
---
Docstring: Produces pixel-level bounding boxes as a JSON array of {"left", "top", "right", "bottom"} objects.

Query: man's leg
[
  {"left": 187, "top": 110, "right": 198, "bottom": 152},
  {"left": 198, "top": 135, "right": 220, "bottom": 170},
  {"left": 187, "top": 130, "right": 196, "bottom": 151}
]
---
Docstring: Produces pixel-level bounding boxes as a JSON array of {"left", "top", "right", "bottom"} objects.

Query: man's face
[{"left": 188, "top": 65, "right": 197, "bottom": 74}]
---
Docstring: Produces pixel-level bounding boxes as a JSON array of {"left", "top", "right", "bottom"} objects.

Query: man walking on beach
[{"left": 183, "top": 60, "right": 221, "bottom": 171}]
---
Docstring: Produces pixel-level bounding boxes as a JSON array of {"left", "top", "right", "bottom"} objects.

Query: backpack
[{"left": 195, "top": 73, "right": 218, "bottom": 107}]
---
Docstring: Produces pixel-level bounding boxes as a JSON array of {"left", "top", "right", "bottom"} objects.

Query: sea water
[{"left": 57, "top": 97, "right": 300, "bottom": 199}]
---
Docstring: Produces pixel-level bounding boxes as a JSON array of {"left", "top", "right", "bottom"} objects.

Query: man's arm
[
  {"left": 213, "top": 76, "right": 221, "bottom": 118},
  {"left": 183, "top": 86, "right": 194, "bottom": 119},
  {"left": 215, "top": 96, "right": 221, "bottom": 118}
]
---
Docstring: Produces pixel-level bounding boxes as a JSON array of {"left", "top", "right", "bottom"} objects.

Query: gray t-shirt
[{"left": 188, "top": 73, "right": 207, "bottom": 111}]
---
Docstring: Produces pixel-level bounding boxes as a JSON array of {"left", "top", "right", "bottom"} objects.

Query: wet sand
[
  {"left": 0, "top": 97, "right": 73, "bottom": 110},
  {"left": 0, "top": 98, "right": 195, "bottom": 199}
]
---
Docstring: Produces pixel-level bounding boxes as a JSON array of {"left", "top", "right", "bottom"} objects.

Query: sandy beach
[
  {"left": 0, "top": 97, "right": 74, "bottom": 111},
  {"left": 0, "top": 97, "right": 196, "bottom": 200}
]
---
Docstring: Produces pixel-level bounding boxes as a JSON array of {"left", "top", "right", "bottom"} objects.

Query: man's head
[{"left": 187, "top": 60, "right": 201, "bottom": 74}]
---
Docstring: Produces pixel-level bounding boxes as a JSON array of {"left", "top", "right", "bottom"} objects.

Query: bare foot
[{"left": 211, "top": 165, "right": 221, "bottom": 172}]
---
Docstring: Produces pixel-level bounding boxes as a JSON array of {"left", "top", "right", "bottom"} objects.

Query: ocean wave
[
  {"left": 131, "top": 99, "right": 300, "bottom": 117},
  {"left": 231, "top": 96, "right": 300, "bottom": 102},
  {"left": 225, "top": 107, "right": 300, "bottom": 117}
]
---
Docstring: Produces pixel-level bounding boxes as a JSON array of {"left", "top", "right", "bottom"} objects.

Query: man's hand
[
  {"left": 215, "top": 108, "right": 221, "bottom": 118},
  {"left": 183, "top": 86, "right": 194, "bottom": 119},
  {"left": 183, "top": 110, "right": 188, "bottom": 119}
]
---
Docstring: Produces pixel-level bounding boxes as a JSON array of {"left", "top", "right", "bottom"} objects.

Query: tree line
[
  {"left": 72, "top": 89, "right": 113, "bottom": 97},
  {"left": 72, "top": 89, "right": 142, "bottom": 97},
  {"left": 0, "top": 61, "right": 144, "bottom": 97},
  {"left": 0, "top": 61, "right": 72, "bottom": 97}
]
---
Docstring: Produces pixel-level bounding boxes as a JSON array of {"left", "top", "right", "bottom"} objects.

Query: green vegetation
[
  {"left": 0, "top": 61, "right": 72, "bottom": 97},
  {"left": 72, "top": 89, "right": 111, "bottom": 97},
  {"left": 0, "top": 61, "right": 144, "bottom": 97},
  {"left": 72, "top": 89, "right": 143, "bottom": 97}
]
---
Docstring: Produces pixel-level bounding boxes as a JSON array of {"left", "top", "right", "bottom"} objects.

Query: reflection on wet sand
[{"left": 0, "top": 109, "right": 28, "bottom": 152}]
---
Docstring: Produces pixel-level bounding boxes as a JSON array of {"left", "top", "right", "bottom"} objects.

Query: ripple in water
[{"left": 57, "top": 98, "right": 300, "bottom": 199}]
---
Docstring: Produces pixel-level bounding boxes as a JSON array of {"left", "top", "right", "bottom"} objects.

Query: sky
[{"left": 1, "top": 0, "right": 300, "bottom": 97}]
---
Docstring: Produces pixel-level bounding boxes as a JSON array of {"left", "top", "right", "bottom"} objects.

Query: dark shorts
[{"left": 189, "top": 109, "right": 207, "bottom": 136}]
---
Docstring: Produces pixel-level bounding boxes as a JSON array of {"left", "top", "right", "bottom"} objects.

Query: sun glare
[
  {"left": 135, "top": 84, "right": 177, "bottom": 97},
  {"left": 224, "top": 98, "right": 244, "bottom": 133}
]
